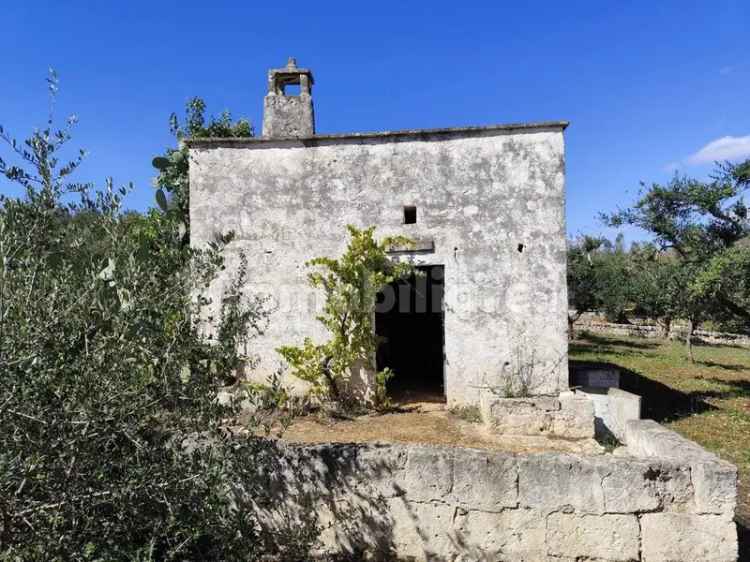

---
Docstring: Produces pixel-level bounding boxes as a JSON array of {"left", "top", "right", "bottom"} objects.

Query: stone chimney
[{"left": 262, "top": 57, "right": 315, "bottom": 138}]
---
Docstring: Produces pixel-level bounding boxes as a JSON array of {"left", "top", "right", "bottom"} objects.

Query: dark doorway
[{"left": 375, "top": 265, "right": 445, "bottom": 402}]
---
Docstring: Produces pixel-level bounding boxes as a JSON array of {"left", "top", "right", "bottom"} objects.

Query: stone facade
[
  {"left": 251, "top": 421, "right": 737, "bottom": 561},
  {"left": 188, "top": 60, "right": 570, "bottom": 405}
]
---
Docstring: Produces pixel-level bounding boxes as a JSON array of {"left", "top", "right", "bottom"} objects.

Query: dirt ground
[{"left": 279, "top": 399, "right": 604, "bottom": 456}]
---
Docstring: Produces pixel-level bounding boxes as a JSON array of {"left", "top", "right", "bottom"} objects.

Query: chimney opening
[{"left": 283, "top": 83, "right": 301, "bottom": 96}]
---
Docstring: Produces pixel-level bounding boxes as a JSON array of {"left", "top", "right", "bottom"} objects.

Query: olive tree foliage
[
  {"left": 278, "top": 226, "right": 413, "bottom": 408},
  {"left": 566, "top": 235, "right": 604, "bottom": 338},
  {"left": 567, "top": 234, "right": 638, "bottom": 333},
  {"left": 567, "top": 234, "right": 687, "bottom": 339},
  {"left": 602, "top": 160, "right": 750, "bottom": 360},
  {"left": 628, "top": 246, "right": 684, "bottom": 337},
  {"left": 0, "top": 73, "right": 317, "bottom": 560}
]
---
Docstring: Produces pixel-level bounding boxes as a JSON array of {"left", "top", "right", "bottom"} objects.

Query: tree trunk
[
  {"left": 568, "top": 314, "right": 576, "bottom": 341},
  {"left": 659, "top": 316, "right": 672, "bottom": 339},
  {"left": 685, "top": 318, "right": 695, "bottom": 363},
  {"left": 322, "top": 356, "right": 340, "bottom": 400}
]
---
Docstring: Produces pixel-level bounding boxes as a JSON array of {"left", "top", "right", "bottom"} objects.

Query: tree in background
[
  {"left": 628, "top": 244, "right": 684, "bottom": 337},
  {"left": 567, "top": 235, "right": 604, "bottom": 338},
  {"left": 567, "top": 234, "right": 641, "bottom": 336},
  {"left": 602, "top": 160, "right": 750, "bottom": 360},
  {"left": 0, "top": 73, "right": 317, "bottom": 560},
  {"left": 692, "top": 244, "right": 750, "bottom": 333},
  {"left": 593, "top": 234, "right": 633, "bottom": 323}
]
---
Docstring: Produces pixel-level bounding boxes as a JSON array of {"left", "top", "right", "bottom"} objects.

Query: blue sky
[{"left": 1, "top": 1, "right": 748, "bottom": 241}]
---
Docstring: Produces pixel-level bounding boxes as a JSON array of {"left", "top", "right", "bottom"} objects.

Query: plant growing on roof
[{"left": 277, "top": 225, "right": 414, "bottom": 407}]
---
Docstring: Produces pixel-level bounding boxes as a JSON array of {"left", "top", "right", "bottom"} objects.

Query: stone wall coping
[
  {"left": 184, "top": 120, "right": 570, "bottom": 148},
  {"left": 625, "top": 419, "right": 715, "bottom": 461}
]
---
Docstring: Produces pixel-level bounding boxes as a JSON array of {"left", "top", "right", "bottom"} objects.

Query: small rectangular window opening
[{"left": 404, "top": 206, "right": 417, "bottom": 224}]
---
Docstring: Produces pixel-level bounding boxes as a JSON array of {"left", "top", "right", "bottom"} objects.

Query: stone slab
[
  {"left": 547, "top": 512, "right": 640, "bottom": 561},
  {"left": 641, "top": 513, "right": 738, "bottom": 562}
]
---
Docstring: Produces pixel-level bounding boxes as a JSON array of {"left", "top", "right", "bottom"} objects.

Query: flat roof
[{"left": 184, "top": 120, "right": 569, "bottom": 148}]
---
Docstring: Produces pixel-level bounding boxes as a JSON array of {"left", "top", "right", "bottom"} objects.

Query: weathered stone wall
[
  {"left": 189, "top": 124, "right": 569, "bottom": 405},
  {"left": 574, "top": 314, "right": 750, "bottom": 348},
  {"left": 262, "top": 93, "right": 315, "bottom": 138},
  {"left": 257, "top": 430, "right": 737, "bottom": 561}
]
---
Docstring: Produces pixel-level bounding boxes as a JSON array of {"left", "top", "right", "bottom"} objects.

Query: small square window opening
[{"left": 404, "top": 206, "right": 417, "bottom": 224}]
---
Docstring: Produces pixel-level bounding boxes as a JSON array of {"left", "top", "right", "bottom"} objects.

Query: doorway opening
[{"left": 375, "top": 265, "right": 445, "bottom": 403}]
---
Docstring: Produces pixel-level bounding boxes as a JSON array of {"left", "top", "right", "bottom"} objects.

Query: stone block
[
  {"left": 546, "top": 512, "right": 640, "bottom": 561},
  {"left": 623, "top": 420, "right": 737, "bottom": 518},
  {"left": 480, "top": 391, "right": 595, "bottom": 439},
  {"left": 480, "top": 393, "right": 556, "bottom": 436},
  {"left": 641, "top": 513, "right": 738, "bottom": 562},
  {"left": 386, "top": 497, "right": 456, "bottom": 560},
  {"left": 600, "top": 458, "right": 660, "bottom": 513},
  {"left": 691, "top": 460, "right": 737, "bottom": 517},
  {"left": 553, "top": 391, "right": 595, "bottom": 439},
  {"left": 491, "top": 411, "right": 554, "bottom": 435},
  {"left": 314, "top": 494, "right": 396, "bottom": 558},
  {"left": 580, "top": 387, "right": 641, "bottom": 442},
  {"left": 518, "top": 454, "right": 605, "bottom": 513},
  {"left": 624, "top": 419, "right": 713, "bottom": 461},
  {"left": 450, "top": 449, "right": 518, "bottom": 511},
  {"left": 394, "top": 445, "right": 453, "bottom": 502},
  {"left": 453, "top": 508, "right": 546, "bottom": 561},
  {"left": 600, "top": 458, "right": 693, "bottom": 513},
  {"left": 356, "top": 443, "right": 409, "bottom": 499},
  {"left": 609, "top": 388, "right": 641, "bottom": 435}
]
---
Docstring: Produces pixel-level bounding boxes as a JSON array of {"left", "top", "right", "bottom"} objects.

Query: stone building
[{"left": 187, "top": 59, "right": 570, "bottom": 406}]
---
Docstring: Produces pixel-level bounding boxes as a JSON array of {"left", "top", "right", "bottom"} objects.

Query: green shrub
[
  {"left": 0, "top": 73, "right": 315, "bottom": 561},
  {"left": 278, "top": 226, "right": 413, "bottom": 408}
]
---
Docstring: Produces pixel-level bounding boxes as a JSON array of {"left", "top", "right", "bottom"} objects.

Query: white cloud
[{"left": 686, "top": 135, "right": 750, "bottom": 165}]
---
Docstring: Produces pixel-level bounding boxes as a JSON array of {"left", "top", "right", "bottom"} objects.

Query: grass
[{"left": 570, "top": 331, "right": 750, "bottom": 556}]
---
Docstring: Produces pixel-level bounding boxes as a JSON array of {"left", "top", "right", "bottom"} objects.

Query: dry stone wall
[
  {"left": 256, "top": 427, "right": 737, "bottom": 561},
  {"left": 574, "top": 316, "right": 750, "bottom": 349}
]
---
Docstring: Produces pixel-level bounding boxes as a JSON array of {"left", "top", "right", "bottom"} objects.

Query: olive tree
[
  {"left": 602, "top": 161, "right": 750, "bottom": 360},
  {"left": 0, "top": 72, "right": 316, "bottom": 560}
]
